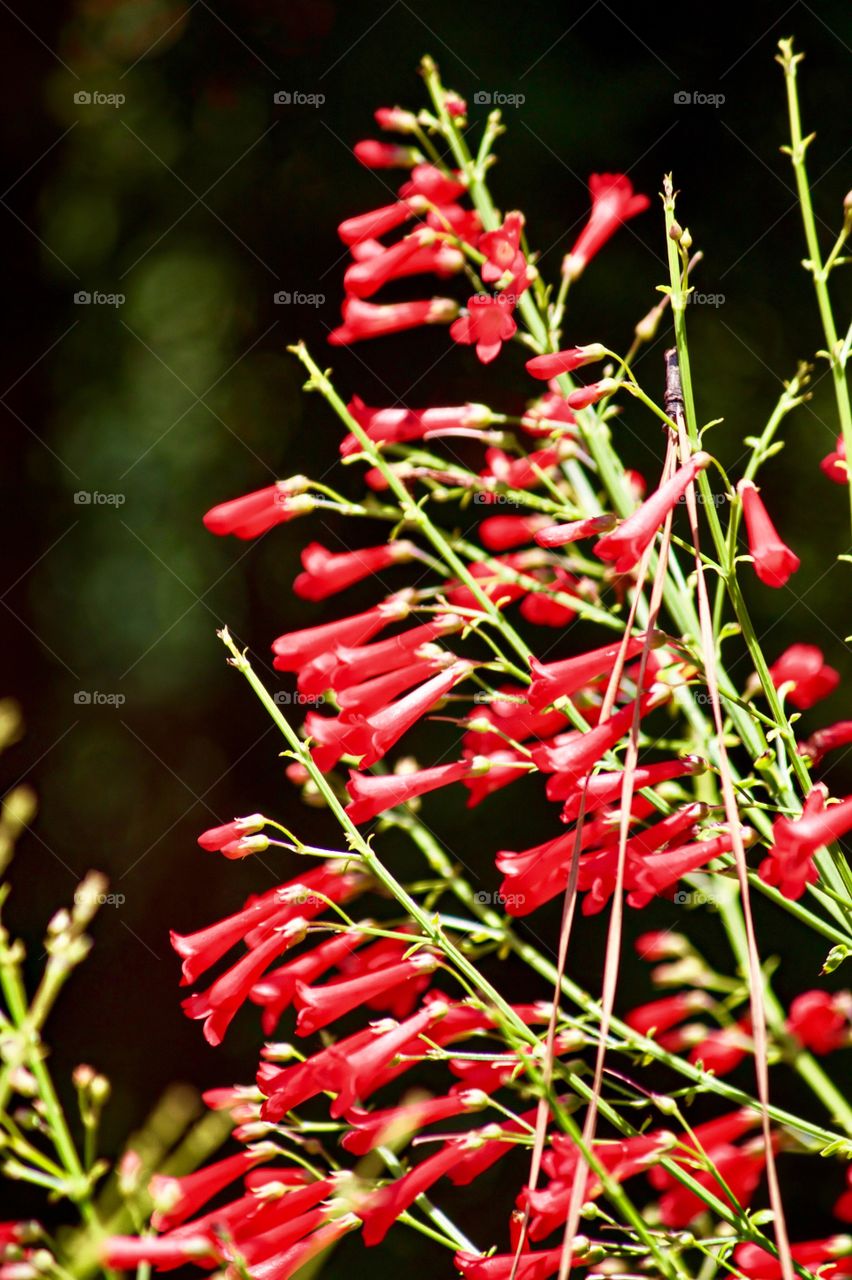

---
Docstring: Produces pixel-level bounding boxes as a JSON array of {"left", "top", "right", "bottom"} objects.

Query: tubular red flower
[
  {"left": 479, "top": 211, "right": 526, "bottom": 282},
  {"left": 197, "top": 813, "right": 265, "bottom": 852},
  {"left": 455, "top": 1246, "right": 583, "bottom": 1280},
  {"left": 358, "top": 1140, "right": 467, "bottom": 1245},
  {"left": 625, "top": 991, "right": 714, "bottom": 1037},
  {"left": 821, "top": 434, "right": 848, "bottom": 484},
  {"left": 525, "top": 344, "right": 606, "bottom": 380},
  {"left": 344, "top": 660, "right": 474, "bottom": 766},
  {"left": 736, "top": 1239, "right": 852, "bottom": 1280},
  {"left": 800, "top": 721, "right": 852, "bottom": 766},
  {"left": 565, "top": 378, "right": 619, "bottom": 409},
  {"left": 534, "top": 514, "right": 617, "bottom": 547},
  {"left": 563, "top": 173, "right": 650, "bottom": 281},
  {"left": 300, "top": 613, "right": 462, "bottom": 695},
  {"left": 482, "top": 445, "right": 565, "bottom": 490},
  {"left": 249, "top": 929, "right": 366, "bottom": 1034},
  {"left": 479, "top": 514, "right": 550, "bottom": 550},
  {"left": 688, "top": 1018, "right": 752, "bottom": 1076},
  {"left": 329, "top": 297, "right": 459, "bottom": 345},
  {"left": 339, "top": 398, "right": 490, "bottom": 456},
  {"left": 341, "top": 1089, "right": 486, "bottom": 1155},
  {"left": 353, "top": 140, "right": 418, "bottom": 168},
  {"left": 345, "top": 760, "right": 474, "bottom": 823},
  {"left": 760, "top": 789, "right": 852, "bottom": 900},
  {"left": 786, "top": 989, "right": 850, "bottom": 1054},
  {"left": 335, "top": 655, "right": 454, "bottom": 717},
  {"left": 245, "top": 1216, "right": 358, "bottom": 1280},
  {"left": 553, "top": 757, "right": 704, "bottom": 817},
  {"left": 203, "top": 482, "right": 312, "bottom": 539},
  {"left": 528, "top": 633, "right": 654, "bottom": 712},
  {"left": 150, "top": 1149, "right": 274, "bottom": 1231},
  {"left": 102, "top": 1235, "right": 216, "bottom": 1270},
  {"left": 294, "top": 954, "right": 438, "bottom": 1035},
  {"left": 450, "top": 294, "right": 518, "bottom": 363},
  {"left": 343, "top": 230, "right": 463, "bottom": 298},
  {"left": 271, "top": 596, "right": 410, "bottom": 671},
  {"left": 530, "top": 693, "right": 660, "bottom": 779},
  {"left": 768, "top": 643, "right": 840, "bottom": 710},
  {"left": 398, "top": 164, "right": 466, "bottom": 204},
  {"left": 338, "top": 201, "right": 417, "bottom": 246},
  {"left": 594, "top": 452, "right": 711, "bottom": 572},
  {"left": 737, "top": 480, "right": 800, "bottom": 588},
  {"left": 519, "top": 567, "right": 580, "bottom": 627},
  {"left": 293, "top": 541, "right": 416, "bottom": 601}
]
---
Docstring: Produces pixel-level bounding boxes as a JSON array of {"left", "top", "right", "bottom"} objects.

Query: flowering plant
[{"left": 3, "top": 38, "right": 852, "bottom": 1280}]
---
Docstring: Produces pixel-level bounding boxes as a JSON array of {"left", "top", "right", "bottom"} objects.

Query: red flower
[
  {"left": 339, "top": 398, "right": 490, "bottom": 455},
  {"left": 294, "top": 953, "right": 438, "bottom": 1035},
  {"left": 821, "top": 434, "right": 848, "bottom": 484},
  {"left": 737, "top": 479, "right": 800, "bottom": 588},
  {"left": 479, "top": 514, "right": 550, "bottom": 550},
  {"left": 149, "top": 1148, "right": 274, "bottom": 1231},
  {"left": 345, "top": 760, "right": 475, "bottom": 823},
  {"left": 566, "top": 378, "right": 619, "bottom": 409},
  {"left": 344, "top": 660, "right": 474, "bottom": 766},
  {"left": 329, "top": 296, "right": 459, "bottom": 345},
  {"left": 534, "top": 514, "right": 617, "bottom": 547},
  {"left": 353, "top": 139, "right": 418, "bottom": 168},
  {"left": 197, "top": 813, "right": 265, "bottom": 853},
  {"left": 293, "top": 541, "right": 415, "bottom": 601},
  {"left": 341, "top": 1090, "right": 486, "bottom": 1155},
  {"left": 736, "top": 1239, "right": 852, "bottom": 1280},
  {"left": 563, "top": 173, "right": 650, "bottom": 281},
  {"left": 479, "top": 211, "right": 526, "bottom": 282},
  {"left": 768, "top": 643, "right": 840, "bottom": 710},
  {"left": 357, "top": 1140, "right": 469, "bottom": 1245},
  {"left": 687, "top": 1018, "right": 752, "bottom": 1076},
  {"left": 450, "top": 294, "right": 518, "bottom": 363},
  {"left": 528, "top": 633, "right": 654, "bottom": 712},
  {"left": 519, "top": 567, "right": 580, "bottom": 627},
  {"left": 336, "top": 655, "right": 454, "bottom": 718},
  {"left": 625, "top": 991, "right": 714, "bottom": 1037},
  {"left": 398, "top": 163, "right": 466, "bottom": 204},
  {"left": 455, "top": 1246, "right": 581, "bottom": 1280},
  {"left": 250, "top": 929, "right": 365, "bottom": 1034},
  {"left": 786, "top": 989, "right": 851, "bottom": 1054},
  {"left": 203, "top": 481, "right": 312, "bottom": 539},
  {"left": 525, "top": 344, "right": 606, "bottom": 380},
  {"left": 594, "top": 453, "right": 711, "bottom": 572},
  {"left": 271, "top": 596, "right": 411, "bottom": 671},
  {"left": 103, "top": 1235, "right": 217, "bottom": 1270},
  {"left": 482, "top": 445, "right": 565, "bottom": 490},
  {"left": 338, "top": 201, "right": 416, "bottom": 246},
  {"left": 343, "top": 229, "right": 463, "bottom": 298},
  {"left": 554, "top": 757, "right": 704, "bottom": 819},
  {"left": 801, "top": 721, "right": 852, "bottom": 766}
]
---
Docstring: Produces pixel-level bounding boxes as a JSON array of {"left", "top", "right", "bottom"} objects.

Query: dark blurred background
[{"left": 1, "top": 0, "right": 851, "bottom": 1260}]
